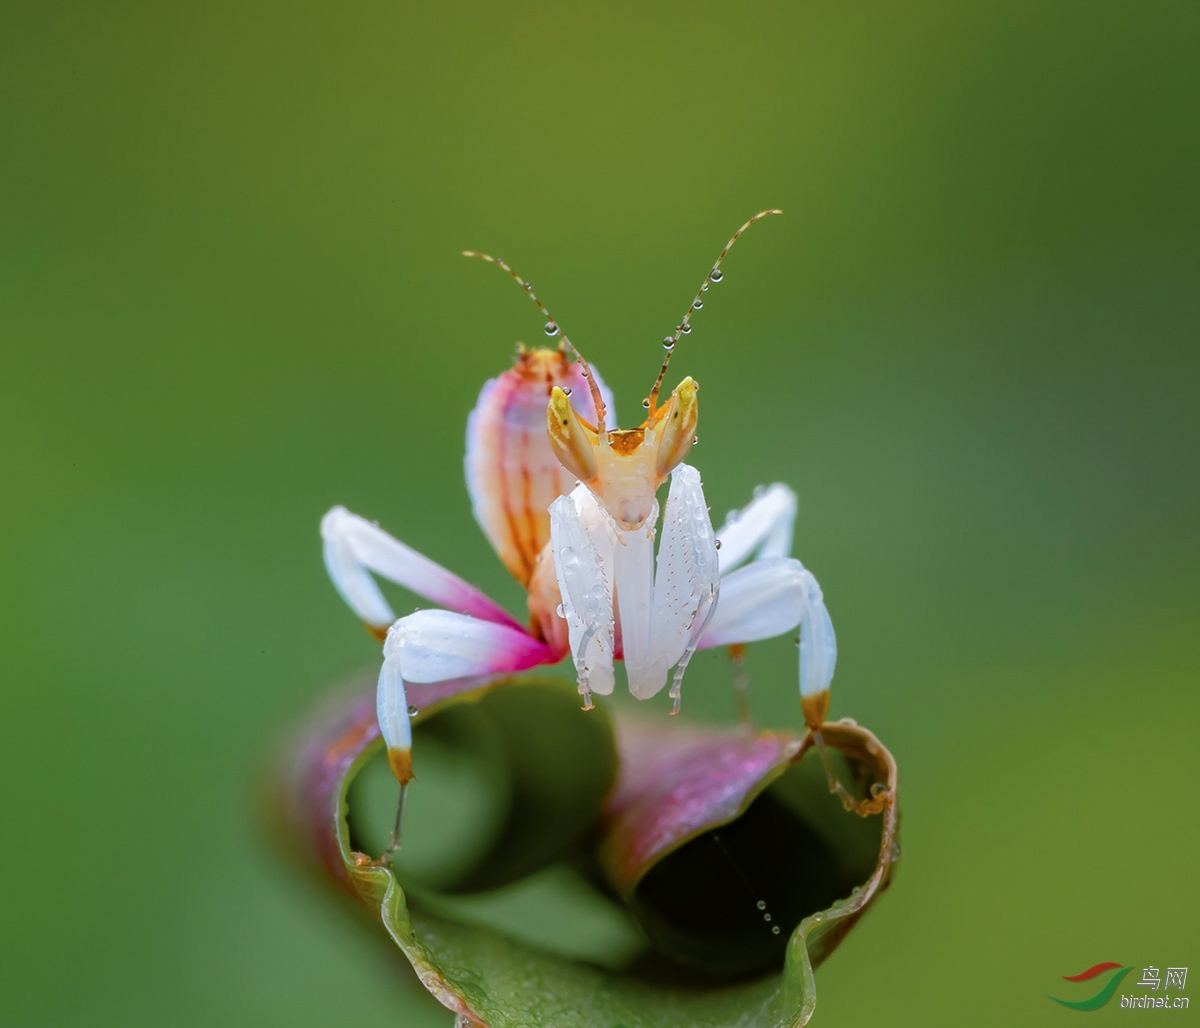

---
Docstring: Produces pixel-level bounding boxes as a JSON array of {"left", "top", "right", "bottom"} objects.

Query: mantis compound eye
[
  {"left": 652, "top": 376, "right": 699, "bottom": 477},
  {"left": 547, "top": 385, "right": 600, "bottom": 484}
]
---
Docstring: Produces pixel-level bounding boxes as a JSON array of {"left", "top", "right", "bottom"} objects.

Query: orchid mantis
[{"left": 321, "top": 211, "right": 838, "bottom": 852}]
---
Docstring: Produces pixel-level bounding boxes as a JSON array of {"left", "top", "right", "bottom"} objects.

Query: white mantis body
[{"left": 321, "top": 211, "right": 837, "bottom": 849}]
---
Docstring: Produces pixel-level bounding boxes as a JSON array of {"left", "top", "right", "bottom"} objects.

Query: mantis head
[{"left": 547, "top": 376, "right": 697, "bottom": 530}]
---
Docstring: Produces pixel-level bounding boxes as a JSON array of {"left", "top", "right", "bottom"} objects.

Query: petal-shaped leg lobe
[
  {"left": 321, "top": 507, "right": 520, "bottom": 633},
  {"left": 383, "top": 609, "right": 556, "bottom": 684},
  {"left": 798, "top": 578, "right": 837, "bottom": 699},
  {"left": 714, "top": 483, "right": 797, "bottom": 573},
  {"left": 701, "top": 558, "right": 810, "bottom": 646},
  {"left": 699, "top": 557, "right": 837, "bottom": 700},
  {"left": 377, "top": 650, "right": 414, "bottom": 759},
  {"left": 375, "top": 610, "right": 558, "bottom": 780}
]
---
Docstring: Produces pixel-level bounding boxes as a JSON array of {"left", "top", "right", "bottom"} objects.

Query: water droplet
[
  {"left": 870, "top": 782, "right": 887, "bottom": 798},
  {"left": 756, "top": 900, "right": 766, "bottom": 910},
  {"left": 642, "top": 397, "right": 651, "bottom": 409},
  {"left": 544, "top": 321, "right": 559, "bottom": 336},
  {"left": 680, "top": 322, "right": 692, "bottom": 335},
  {"left": 662, "top": 336, "right": 676, "bottom": 350},
  {"left": 523, "top": 281, "right": 533, "bottom": 291},
  {"left": 701, "top": 282, "right": 709, "bottom": 292},
  {"left": 407, "top": 705, "right": 420, "bottom": 717},
  {"left": 714, "top": 539, "right": 722, "bottom": 550},
  {"left": 890, "top": 841, "right": 902, "bottom": 862},
  {"left": 709, "top": 267, "right": 724, "bottom": 283},
  {"left": 555, "top": 603, "right": 565, "bottom": 618},
  {"left": 692, "top": 298, "right": 703, "bottom": 310},
  {"left": 562, "top": 386, "right": 573, "bottom": 396},
  {"left": 691, "top": 436, "right": 698, "bottom": 445},
  {"left": 771, "top": 925, "right": 781, "bottom": 935},
  {"left": 763, "top": 913, "right": 772, "bottom": 922}
]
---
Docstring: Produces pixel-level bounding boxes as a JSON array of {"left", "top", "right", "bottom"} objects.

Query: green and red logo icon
[{"left": 1050, "top": 962, "right": 1134, "bottom": 1011}]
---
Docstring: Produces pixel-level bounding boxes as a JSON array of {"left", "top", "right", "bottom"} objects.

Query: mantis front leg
[
  {"left": 614, "top": 464, "right": 721, "bottom": 712},
  {"left": 657, "top": 465, "right": 721, "bottom": 715},
  {"left": 549, "top": 487, "right": 617, "bottom": 709}
]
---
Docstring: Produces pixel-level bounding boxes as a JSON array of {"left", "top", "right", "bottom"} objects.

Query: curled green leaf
[
  {"left": 275, "top": 678, "right": 898, "bottom": 1027},
  {"left": 600, "top": 716, "right": 900, "bottom": 1011}
]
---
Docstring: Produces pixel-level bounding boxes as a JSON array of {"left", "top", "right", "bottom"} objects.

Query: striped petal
[{"left": 465, "top": 348, "right": 615, "bottom": 586}]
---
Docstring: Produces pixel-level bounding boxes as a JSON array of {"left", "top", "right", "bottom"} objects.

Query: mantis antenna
[
  {"left": 462, "top": 250, "right": 609, "bottom": 434},
  {"left": 646, "top": 209, "right": 783, "bottom": 414}
]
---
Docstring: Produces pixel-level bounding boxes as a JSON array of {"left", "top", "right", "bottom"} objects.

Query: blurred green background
[{"left": 3, "top": 1, "right": 1197, "bottom": 1024}]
